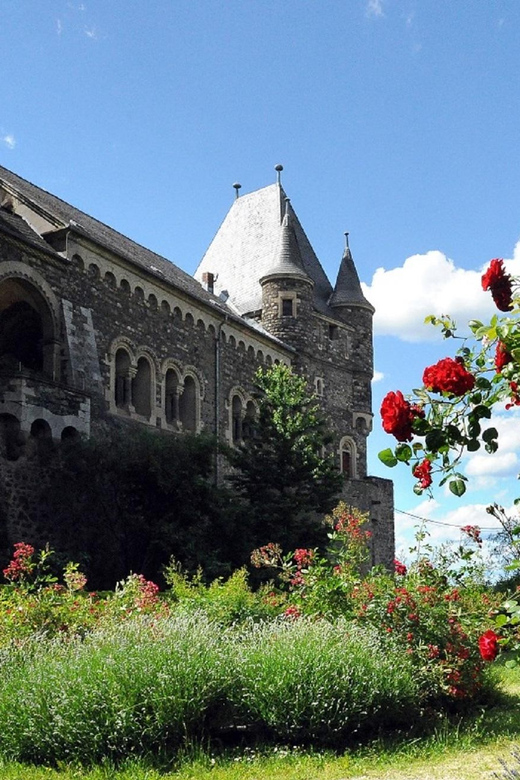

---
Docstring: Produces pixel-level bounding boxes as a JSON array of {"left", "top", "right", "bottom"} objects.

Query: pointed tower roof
[
  {"left": 194, "top": 177, "right": 333, "bottom": 316},
  {"left": 260, "top": 198, "right": 313, "bottom": 285},
  {"left": 329, "top": 234, "right": 374, "bottom": 312}
]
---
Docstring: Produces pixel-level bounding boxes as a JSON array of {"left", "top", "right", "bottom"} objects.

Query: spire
[
  {"left": 259, "top": 198, "right": 313, "bottom": 285},
  {"left": 329, "top": 233, "right": 374, "bottom": 311}
]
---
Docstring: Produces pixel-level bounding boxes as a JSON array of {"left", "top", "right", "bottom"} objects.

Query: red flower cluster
[
  {"left": 482, "top": 258, "right": 513, "bottom": 312},
  {"left": 423, "top": 357, "right": 475, "bottom": 396},
  {"left": 380, "top": 390, "right": 423, "bottom": 442},
  {"left": 461, "top": 525, "right": 482, "bottom": 546},
  {"left": 293, "top": 548, "right": 314, "bottom": 568},
  {"left": 251, "top": 542, "right": 282, "bottom": 568},
  {"left": 3, "top": 542, "right": 35, "bottom": 582},
  {"left": 394, "top": 558, "right": 407, "bottom": 576},
  {"left": 284, "top": 605, "right": 301, "bottom": 619},
  {"left": 495, "top": 341, "right": 512, "bottom": 373},
  {"left": 413, "top": 458, "right": 432, "bottom": 489},
  {"left": 135, "top": 574, "right": 160, "bottom": 609},
  {"left": 478, "top": 629, "right": 499, "bottom": 662},
  {"left": 506, "top": 381, "right": 520, "bottom": 410}
]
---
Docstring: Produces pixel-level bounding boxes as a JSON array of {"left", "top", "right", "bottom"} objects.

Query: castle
[{"left": 0, "top": 164, "right": 394, "bottom": 566}]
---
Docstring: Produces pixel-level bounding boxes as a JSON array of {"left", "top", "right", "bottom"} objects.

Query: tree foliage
[
  {"left": 227, "top": 364, "right": 343, "bottom": 551},
  {"left": 41, "top": 427, "right": 241, "bottom": 589}
]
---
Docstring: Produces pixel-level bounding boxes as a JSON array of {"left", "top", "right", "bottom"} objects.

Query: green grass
[{"left": 0, "top": 664, "right": 518, "bottom": 779}]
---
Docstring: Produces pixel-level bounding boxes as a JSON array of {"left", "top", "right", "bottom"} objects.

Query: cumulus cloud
[
  {"left": 459, "top": 409, "right": 520, "bottom": 490},
  {"left": 363, "top": 242, "right": 520, "bottom": 342},
  {"left": 2, "top": 135, "right": 15, "bottom": 150},
  {"left": 372, "top": 370, "right": 384, "bottom": 383},
  {"left": 366, "top": 0, "right": 384, "bottom": 18}
]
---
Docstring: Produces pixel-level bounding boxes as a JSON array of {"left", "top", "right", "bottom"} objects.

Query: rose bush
[{"left": 251, "top": 504, "right": 501, "bottom": 705}]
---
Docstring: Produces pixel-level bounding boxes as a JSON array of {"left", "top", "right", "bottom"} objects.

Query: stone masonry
[{"left": 0, "top": 165, "right": 394, "bottom": 566}]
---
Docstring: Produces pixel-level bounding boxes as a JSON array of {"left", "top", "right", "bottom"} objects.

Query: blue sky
[{"left": 2, "top": 0, "right": 520, "bottom": 562}]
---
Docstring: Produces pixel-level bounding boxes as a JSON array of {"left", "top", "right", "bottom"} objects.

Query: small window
[
  {"left": 315, "top": 378, "right": 324, "bottom": 397},
  {"left": 282, "top": 298, "right": 294, "bottom": 317},
  {"left": 341, "top": 449, "right": 352, "bottom": 479},
  {"left": 328, "top": 324, "right": 339, "bottom": 340}
]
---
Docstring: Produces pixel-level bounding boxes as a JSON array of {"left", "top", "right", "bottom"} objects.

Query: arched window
[
  {"left": 231, "top": 394, "right": 243, "bottom": 443},
  {"left": 0, "top": 413, "right": 23, "bottom": 461},
  {"left": 115, "top": 348, "right": 132, "bottom": 408},
  {"left": 179, "top": 375, "right": 197, "bottom": 432},
  {"left": 339, "top": 437, "right": 357, "bottom": 480},
  {"left": 0, "top": 277, "right": 58, "bottom": 378},
  {"left": 164, "top": 368, "right": 180, "bottom": 425},
  {"left": 61, "top": 426, "right": 79, "bottom": 442},
  {"left": 132, "top": 357, "right": 152, "bottom": 418},
  {"left": 242, "top": 400, "right": 257, "bottom": 441}
]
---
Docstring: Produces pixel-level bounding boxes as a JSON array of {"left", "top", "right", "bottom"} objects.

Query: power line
[{"left": 395, "top": 507, "right": 499, "bottom": 532}]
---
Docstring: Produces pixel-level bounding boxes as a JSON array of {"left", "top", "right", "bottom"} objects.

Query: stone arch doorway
[{"left": 0, "top": 277, "right": 58, "bottom": 378}]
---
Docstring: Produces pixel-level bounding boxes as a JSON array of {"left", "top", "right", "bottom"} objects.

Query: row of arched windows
[
  {"left": 112, "top": 346, "right": 200, "bottom": 432},
  {"left": 0, "top": 413, "right": 79, "bottom": 462}
]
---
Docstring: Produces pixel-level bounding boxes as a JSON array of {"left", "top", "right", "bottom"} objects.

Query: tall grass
[
  {"left": 229, "top": 618, "right": 420, "bottom": 744},
  {"left": 0, "top": 614, "right": 229, "bottom": 765},
  {"left": 0, "top": 614, "right": 439, "bottom": 766}
]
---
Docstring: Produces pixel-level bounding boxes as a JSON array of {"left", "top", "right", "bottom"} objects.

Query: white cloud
[
  {"left": 366, "top": 0, "right": 384, "bottom": 18},
  {"left": 372, "top": 370, "right": 384, "bottom": 383},
  {"left": 2, "top": 135, "right": 15, "bottom": 150},
  {"left": 363, "top": 244, "right": 520, "bottom": 342},
  {"left": 57, "top": 18, "right": 63, "bottom": 35},
  {"left": 84, "top": 26, "right": 97, "bottom": 39},
  {"left": 466, "top": 451, "right": 519, "bottom": 478}
]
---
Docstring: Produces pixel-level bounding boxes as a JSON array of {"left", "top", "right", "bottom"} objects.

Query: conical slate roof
[
  {"left": 260, "top": 199, "right": 313, "bottom": 285},
  {"left": 195, "top": 183, "right": 333, "bottom": 316},
  {"left": 329, "top": 243, "right": 374, "bottom": 312}
]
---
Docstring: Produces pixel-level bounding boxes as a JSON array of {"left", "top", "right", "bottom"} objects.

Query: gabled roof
[
  {"left": 0, "top": 165, "right": 231, "bottom": 315},
  {"left": 195, "top": 183, "right": 334, "bottom": 316}
]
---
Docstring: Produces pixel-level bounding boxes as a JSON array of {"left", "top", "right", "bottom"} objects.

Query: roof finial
[
  {"left": 233, "top": 182, "right": 241, "bottom": 199},
  {"left": 275, "top": 164, "right": 283, "bottom": 185},
  {"left": 345, "top": 231, "right": 350, "bottom": 249}
]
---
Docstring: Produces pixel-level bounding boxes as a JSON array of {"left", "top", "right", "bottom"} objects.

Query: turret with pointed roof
[{"left": 329, "top": 235, "right": 374, "bottom": 312}]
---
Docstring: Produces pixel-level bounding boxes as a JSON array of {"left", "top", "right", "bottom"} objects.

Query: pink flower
[{"left": 461, "top": 525, "right": 482, "bottom": 546}]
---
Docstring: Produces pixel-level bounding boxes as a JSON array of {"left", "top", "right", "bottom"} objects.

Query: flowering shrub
[{"left": 251, "top": 505, "right": 500, "bottom": 704}]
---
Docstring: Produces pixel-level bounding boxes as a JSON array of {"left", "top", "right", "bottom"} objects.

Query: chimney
[{"left": 202, "top": 272, "right": 215, "bottom": 294}]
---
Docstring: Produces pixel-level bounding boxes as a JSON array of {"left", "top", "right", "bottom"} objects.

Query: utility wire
[{"left": 395, "top": 507, "right": 499, "bottom": 532}]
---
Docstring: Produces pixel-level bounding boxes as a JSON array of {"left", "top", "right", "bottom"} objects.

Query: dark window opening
[
  {"left": 281, "top": 298, "right": 294, "bottom": 317},
  {"left": 341, "top": 449, "right": 352, "bottom": 479},
  {"left": 328, "top": 324, "right": 339, "bottom": 340},
  {"left": 0, "top": 300, "right": 44, "bottom": 372}
]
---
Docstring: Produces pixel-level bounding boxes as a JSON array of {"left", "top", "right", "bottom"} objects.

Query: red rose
[
  {"left": 423, "top": 357, "right": 475, "bottom": 396},
  {"left": 412, "top": 458, "right": 432, "bottom": 489},
  {"left": 478, "top": 629, "right": 499, "bottom": 662},
  {"left": 381, "top": 391, "right": 418, "bottom": 442},
  {"left": 495, "top": 341, "right": 512, "bottom": 372},
  {"left": 482, "top": 258, "right": 513, "bottom": 312}
]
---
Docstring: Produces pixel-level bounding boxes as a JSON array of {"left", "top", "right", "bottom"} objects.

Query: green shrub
[
  {"left": 164, "top": 563, "right": 280, "bottom": 625},
  {"left": 0, "top": 614, "right": 230, "bottom": 765},
  {"left": 229, "top": 617, "right": 420, "bottom": 745}
]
